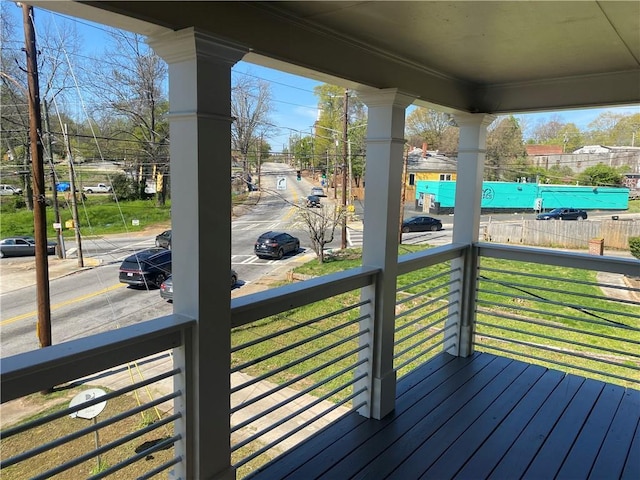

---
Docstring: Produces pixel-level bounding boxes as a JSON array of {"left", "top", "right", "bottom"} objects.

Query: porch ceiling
[{"left": 32, "top": 1, "right": 639, "bottom": 113}]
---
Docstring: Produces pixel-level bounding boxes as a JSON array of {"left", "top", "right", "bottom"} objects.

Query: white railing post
[
  {"left": 444, "top": 113, "right": 495, "bottom": 357},
  {"left": 355, "top": 89, "right": 415, "bottom": 419},
  {"left": 148, "top": 29, "right": 247, "bottom": 480}
]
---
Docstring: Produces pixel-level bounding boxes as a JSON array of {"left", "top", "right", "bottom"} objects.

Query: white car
[
  {"left": 311, "top": 187, "right": 325, "bottom": 197},
  {"left": 0, "top": 184, "right": 22, "bottom": 196}
]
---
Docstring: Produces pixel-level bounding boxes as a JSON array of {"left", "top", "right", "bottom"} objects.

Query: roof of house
[{"left": 526, "top": 145, "right": 564, "bottom": 156}]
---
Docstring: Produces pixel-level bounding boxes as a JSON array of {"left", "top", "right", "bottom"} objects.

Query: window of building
[
  {"left": 409, "top": 173, "right": 415, "bottom": 186},
  {"left": 439, "top": 174, "right": 452, "bottom": 181}
]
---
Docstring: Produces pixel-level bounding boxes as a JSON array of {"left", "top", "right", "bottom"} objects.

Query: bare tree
[
  {"left": 1, "top": 2, "right": 81, "bottom": 208},
  {"left": 296, "top": 204, "right": 346, "bottom": 264},
  {"left": 87, "top": 30, "right": 169, "bottom": 203},
  {"left": 232, "top": 75, "right": 273, "bottom": 187}
]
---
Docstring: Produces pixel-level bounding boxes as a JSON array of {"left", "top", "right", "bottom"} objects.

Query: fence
[{"left": 482, "top": 218, "right": 640, "bottom": 250}]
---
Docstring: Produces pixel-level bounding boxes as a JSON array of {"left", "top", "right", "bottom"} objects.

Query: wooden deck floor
[{"left": 249, "top": 352, "right": 640, "bottom": 479}]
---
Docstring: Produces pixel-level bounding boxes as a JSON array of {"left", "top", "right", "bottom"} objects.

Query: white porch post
[
  {"left": 445, "top": 113, "right": 495, "bottom": 357},
  {"left": 356, "top": 89, "right": 415, "bottom": 420},
  {"left": 148, "top": 29, "right": 247, "bottom": 480}
]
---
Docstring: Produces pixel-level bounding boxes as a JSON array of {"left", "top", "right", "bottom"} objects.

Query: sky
[{"left": 8, "top": 4, "right": 640, "bottom": 153}]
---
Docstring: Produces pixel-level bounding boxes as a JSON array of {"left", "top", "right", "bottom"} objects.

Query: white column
[
  {"left": 148, "top": 28, "right": 247, "bottom": 480},
  {"left": 356, "top": 88, "right": 415, "bottom": 419},
  {"left": 444, "top": 113, "right": 495, "bottom": 357}
]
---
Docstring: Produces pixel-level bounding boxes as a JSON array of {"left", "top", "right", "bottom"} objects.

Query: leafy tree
[
  {"left": 576, "top": 164, "right": 625, "bottom": 187},
  {"left": 485, "top": 116, "right": 527, "bottom": 180},
  {"left": 296, "top": 204, "right": 346, "bottom": 264},
  {"left": 405, "top": 107, "right": 453, "bottom": 151},
  {"left": 110, "top": 172, "right": 138, "bottom": 200}
]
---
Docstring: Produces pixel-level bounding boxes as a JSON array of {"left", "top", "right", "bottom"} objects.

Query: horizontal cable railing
[
  {"left": 229, "top": 266, "right": 379, "bottom": 476},
  {"left": 0, "top": 315, "right": 194, "bottom": 479},
  {"left": 394, "top": 243, "right": 467, "bottom": 377},
  {"left": 475, "top": 243, "right": 640, "bottom": 388}
]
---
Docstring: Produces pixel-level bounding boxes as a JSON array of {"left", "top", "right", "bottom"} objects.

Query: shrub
[{"left": 629, "top": 237, "right": 640, "bottom": 260}]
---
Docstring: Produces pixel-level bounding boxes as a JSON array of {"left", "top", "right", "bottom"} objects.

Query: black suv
[
  {"left": 119, "top": 248, "right": 172, "bottom": 287},
  {"left": 254, "top": 231, "right": 300, "bottom": 259}
]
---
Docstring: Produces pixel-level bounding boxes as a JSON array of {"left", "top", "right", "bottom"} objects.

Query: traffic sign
[{"left": 277, "top": 177, "right": 287, "bottom": 190}]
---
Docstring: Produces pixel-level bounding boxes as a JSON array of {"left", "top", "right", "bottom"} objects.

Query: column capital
[
  {"left": 451, "top": 112, "right": 496, "bottom": 128},
  {"left": 356, "top": 88, "right": 416, "bottom": 109},
  {"left": 148, "top": 27, "right": 248, "bottom": 65}
]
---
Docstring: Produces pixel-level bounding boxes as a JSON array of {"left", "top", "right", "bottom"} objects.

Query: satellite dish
[{"left": 69, "top": 388, "right": 107, "bottom": 420}]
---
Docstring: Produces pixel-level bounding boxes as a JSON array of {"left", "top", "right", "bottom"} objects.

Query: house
[
  {"left": 3, "top": 2, "right": 639, "bottom": 480},
  {"left": 405, "top": 146, "right": 458, "bottom": 203}
]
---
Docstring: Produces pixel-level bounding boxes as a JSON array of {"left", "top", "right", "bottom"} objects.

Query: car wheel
[
  {"left": 577, "top": 216, "right": 584, "bottom": 221},
  {"left": 277, "top": 248, "right": 284, "bottom": 259},
  {"left": 430, "top": 225, "right": 439, "bottom": 231},
  {"left": 86, "top": 189, "right": 93, "bottom": 194},
  {"left": 231, "top": 274, "right": 237, "bottom": 288},
  {"left": 402, "top": 226, "right": 410, "bottom": 233},
  {"left": 154, "top": 273, "right": 166, "bottom": 288},
  {"left": 0, "top": 250, "right": 4, "bottom": 258}
]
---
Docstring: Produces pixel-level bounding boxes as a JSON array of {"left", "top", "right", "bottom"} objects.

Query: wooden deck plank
[
  {"left": 521, "top": 378, "right": 606, "bottom": 479},
  {"left": 421, "top": 364, "right": 550, "bottom": 479},
  {"left": 590, "top": 389, "right": 640, "bottom": 479},
  {"left": 621, "top": 415, "right": 640, "bottom": 480},
  {"left": 348, "top": 356, "right": 513, "bottom": 480},
  {"left": 556, "top": 383, "right": 626, "bottom": 479},
  {"left": 453, "top": 369, "right": 565, "bottom": 479},
  {"left": 389, "top": 360, "right": 533, "bottom": 479},
  {"left": 487, "top": 374, "right": 586, "bottom": 480}
]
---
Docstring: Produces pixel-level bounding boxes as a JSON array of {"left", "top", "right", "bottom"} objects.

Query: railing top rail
[
  {"left": 1, "top": 314, "right": 195, "bottom": 404},
  {"left": 476, "top": 242, "right": 640, "bottom": 276},
  {"left": 397, "top": 243, "right": 468, "bottom": 276},
  {"left": 231, "top": 265, "right": 380, "bottom": 328}
]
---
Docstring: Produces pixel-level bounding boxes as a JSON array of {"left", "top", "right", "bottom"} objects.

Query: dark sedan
[
  {"left": 0, "top": 236, "right": 57, "bottom": 258},
  {"left": 119, "top": 248, "right": 172, "bottom": 288},
  {"left": 536, "top": 208, "right": 587, "bottom": 220},
  {"left": 401, "top": 216, "right": 443, "bottom": 233},
  {"left": 254, "top": 231, "right": 300, "bottom": 259}
]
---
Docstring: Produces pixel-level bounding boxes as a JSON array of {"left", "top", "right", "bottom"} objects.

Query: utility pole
[
  {"left": 341, "top": 89, "right": 349, "bottom": 249},
  {"left": 399, "top": 145, "right": 409, "bottom": 244},
  {"left": 23, "top": 3, "right": 52, "bottom": 349},
  {"left": 42, "top": 100, "right": 65, "bottom": 258},
  {"left": 63, "top": 124, "right": 84, "bottom": 267}
]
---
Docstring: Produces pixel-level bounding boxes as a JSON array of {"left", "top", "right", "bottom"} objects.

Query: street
[{"left": 0, "top": 163, "right": 334, "bottom": 358}]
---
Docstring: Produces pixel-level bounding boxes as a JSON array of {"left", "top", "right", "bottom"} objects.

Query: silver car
[{"left": 0, "top": 236, "right": 57, "bottom": 258}]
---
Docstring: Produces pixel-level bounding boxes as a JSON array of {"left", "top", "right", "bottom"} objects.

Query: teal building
[{"left": 415, "top": 181, "right": 630, "bottom": 213}]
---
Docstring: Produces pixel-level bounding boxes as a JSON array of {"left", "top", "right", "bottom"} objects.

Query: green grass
[{"left": 0, "top": 198, "right": 172, "bottom": 238}]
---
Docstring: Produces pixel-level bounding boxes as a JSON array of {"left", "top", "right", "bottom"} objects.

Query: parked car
[
  {"left": 0, "top": 236, "right": 56, "bottom": 258},
  {"left": 0, "top": 184, "right": 23, "bottom": 195},
  {"left": 160, "top": 269, "right": 238, "bottom": 301},
  {"left": 306, "top": 195, "right": 322, "bottom": 207},
  {"left": 311, "top": 187, "right": 325, "bottom": 197},
  {"left": 119, "top": 248, "right": 172, "bottom": 288},
  {"left": 160, "top": 275, "right": 173, "bottom": 301},
  {"left": 254, "top": 231, "right": 300, "bottom": 259},
  {"left": 536, "top": 208, "right": 587, "bottom": 221},
  {"left": 401, "top": 216, "right": 443, "bottom": 233},
  {"left": 82, "top": 183, "right": 112, "bottom": 194},
  {"left": 155, "top": 230, "right": 172, "bottom": 249}
]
